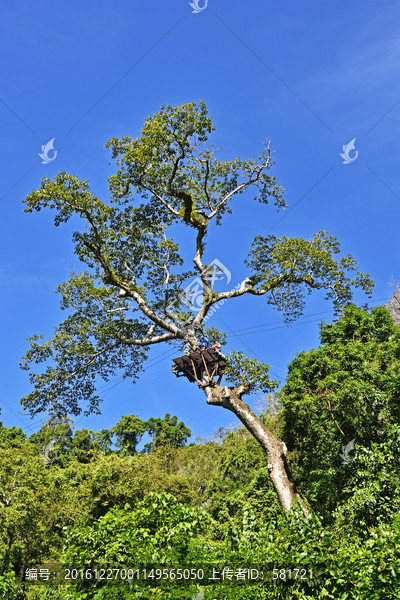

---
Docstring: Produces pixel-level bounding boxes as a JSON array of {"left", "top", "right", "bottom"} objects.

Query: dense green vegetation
[{"left": 1, "top": 303, "right": 400, "bottom": 598}]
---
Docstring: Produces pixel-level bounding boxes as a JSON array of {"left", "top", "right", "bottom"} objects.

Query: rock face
[{"left": 386, "top": 288, "right": 400, "bottom": 325}]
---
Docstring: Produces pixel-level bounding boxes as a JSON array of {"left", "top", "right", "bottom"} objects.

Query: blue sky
[{"left": 1, "top": 0, "right": 400, "bottom": 442}]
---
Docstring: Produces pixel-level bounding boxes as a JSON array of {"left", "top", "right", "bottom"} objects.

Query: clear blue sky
[{"left": 1, "top": 0, "right": 399, "bottom": 441}]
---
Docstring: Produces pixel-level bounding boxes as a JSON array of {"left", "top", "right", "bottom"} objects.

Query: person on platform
[
  {"left": 212, "top": 341, "right": 225, "bottom": 357},
  {"left": 199, "top": 336, "right": 210, "bottom": 351}
]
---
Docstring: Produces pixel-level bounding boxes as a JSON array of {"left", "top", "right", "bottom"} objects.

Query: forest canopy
[{"left": 2, "top": 302, "right": 400, "bottom": 598}]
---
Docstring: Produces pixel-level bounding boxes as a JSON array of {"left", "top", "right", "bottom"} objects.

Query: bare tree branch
[{"left": 119, "top": 331, "right": 178, "bottom": 346}]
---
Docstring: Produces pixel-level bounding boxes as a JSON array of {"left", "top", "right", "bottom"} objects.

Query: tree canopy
[
  {"left": 21, "top": 100, "right": 373, "bottom": 418},
  {"left": 144, "top": 413, "right": 191, "bottom": 452},
  {"left": 280, "top": 303, "right": 400, "bottom": 523}
]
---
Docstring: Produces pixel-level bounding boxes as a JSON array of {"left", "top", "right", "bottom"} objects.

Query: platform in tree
[{"left": 172, "top": 348, "right": 227, "bottom": 387}]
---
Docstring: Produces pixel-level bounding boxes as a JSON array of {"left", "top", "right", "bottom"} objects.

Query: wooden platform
[{"left": 172, "top": 348, "right": 227, "bottom": 387}]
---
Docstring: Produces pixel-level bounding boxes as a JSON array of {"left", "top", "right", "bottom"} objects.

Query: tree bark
[{"left": 204, "top": 383, "right": 308, "bottom": 515}]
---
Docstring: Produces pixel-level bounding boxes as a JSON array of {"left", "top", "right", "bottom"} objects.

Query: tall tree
[
  {"left": 111, "top": 414, "right": 147, "bottom": 455},
  {"left": 21, "top": 101, "right": 373, "bottom": 513},
  {"left": 144, "top": 413, "right": 191, "bottom": 452}
]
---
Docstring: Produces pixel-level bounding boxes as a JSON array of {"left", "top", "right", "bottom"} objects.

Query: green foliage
[
  {"left": 144, "top": 413, "right": 191, "bottom": 452},
  {"left": 1, "top": 413, "right": 400, "bottom": 598},
  {"left": 105, "top": 100, "right": 284, "bottom": 223},
  {"left": 68, "top": 428, "right": 109, "bottom": 463},
  {"left": 280, "top": 303, "right": 400, "bottom": 521},
  {"left": 224, "top": 350, "right": 279, "bottom": 393},
  {"left": 333, "top": 425, "right": 400, "bottom": 535},
  {"left": 25, "top": 586, "right": 69, "bottom": 600},
  {"left": 0, "top": 440, "right": 57, "bottom": 575},
  {"left": 207, "top": 429, "right": 280, "bottom": 537},
  {"left": 0, "top": 572, "right": 24, "bottom": 599},
  {"left": 202, "top": 326, "right": 226, "bottom": 346},
  {"left": 28, "top": 416, "right": 114, "bottom": 466},
  {"left": 29, "top": 415, "right": 74, "bottom": 464},
  {"left": 219, "top": 503, "right": 400, "bottom": 599},
  {"left": 62, "top": 492, "right": 209, "bottom": 565},
  {"left": 245, "top": 231, "right": 373, "bottom": 322},
  {"left": 20, "top": 272, "right": 149, "bottom": 416},
  {"left": 0, "top": 423, "right": 26, "bottom": 445},
  {"left": 111, "top": 415, "right": 147, "bottom": 455}
]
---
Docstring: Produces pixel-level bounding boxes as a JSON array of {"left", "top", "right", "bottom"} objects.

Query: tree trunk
[
  {"left": 18, "top": 558, "right": 27, "bottom": 580},
  {"left": 204, "top": 383, "right": 308, "bottom": 515}
]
